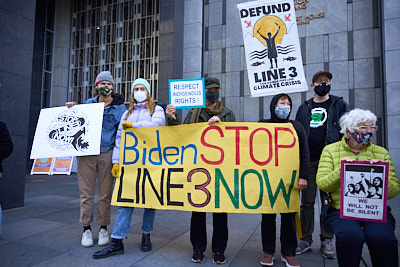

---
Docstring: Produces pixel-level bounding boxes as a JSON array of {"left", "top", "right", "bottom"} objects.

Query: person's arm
[
  {"left": 273, "top": 23, "right": 280, "bottom": 38},
  {"left": 292, "top": 121, "right": 309, "bottom": 191},
  {"left": 384, "top": 151, "right": 400, "bottom": 199},
  {"left": 316, "top": 146, "right": 341, "bottom": 192},
  {"left": 339, "top": 99, "right": 349, "bottom": 117},
  {"left": 112, "top": 111, "right": 127, "bottom": 164},
  {"left": 166, "top": 104, "right": 183, "bottom": 126},
  {"left": 0, "top": 122, "right": 13, "bottom": 161}
]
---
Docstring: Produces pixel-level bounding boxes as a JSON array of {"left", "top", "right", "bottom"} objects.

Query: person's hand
[
  {"left": 298, "top": 178, "right": 307, "bottom": 191},
  {"left": 111, "top": 163, "right": 119, "bottom": 177},
  {"left": 366, "top": 159, "right": 380, "bottom": 164},
  {"left": 166, "top": 105, "right": 176, "bottom": 119},
  {"left": 66, "top": 101, "right": 76, "bottom": 108},
  {"left": 122, "top": 121, "right": 133, "bottom": 130},
  {"left": 208, "top": 116, "right": 221, "bottom": 125},
  {"left": 342, "top": 157, "right": 355, "bottom": 162}
]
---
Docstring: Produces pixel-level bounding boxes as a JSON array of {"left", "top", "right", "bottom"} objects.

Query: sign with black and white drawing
[
  {"left": 30, "top": 103, "right": 104, "bottom": 159},
  {"left": 340, "top": 161, "right": 389, "bottom": 223}
]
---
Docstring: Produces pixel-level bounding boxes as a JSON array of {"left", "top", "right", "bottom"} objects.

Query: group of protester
[{"left": 61, "top": 70, "right": 400, "bottom": 267}]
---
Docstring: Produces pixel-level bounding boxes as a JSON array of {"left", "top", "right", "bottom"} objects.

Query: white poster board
[
  {"left": 168, "top": 78, "right": 205, "bottom": 109},
  {"left": 30, "top": 103, "right": 104, "bottom": 159},
  {"left": 237, "top": 0, "right": 308, "bottom": 97}
]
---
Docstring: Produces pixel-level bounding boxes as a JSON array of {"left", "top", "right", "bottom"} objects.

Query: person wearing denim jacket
[
  {"left": 93, "top": 78, "right": 165, "bottom": 259},
  {"left": 66, "top": 71, "right": 126, "bottom": 248}
]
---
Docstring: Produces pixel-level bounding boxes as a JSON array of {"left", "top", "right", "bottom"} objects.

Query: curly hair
[{"left": 339, "top": 108, "right": 377, "bottom": 137}]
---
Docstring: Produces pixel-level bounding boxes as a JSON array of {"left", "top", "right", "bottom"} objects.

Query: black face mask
[{"left": 314, "top": 83, "right": 331, "bottom": 96}]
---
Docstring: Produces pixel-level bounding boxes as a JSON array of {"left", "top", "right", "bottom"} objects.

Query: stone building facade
[{"left": 0, "top": 0, "right": 399, "bottom": 209}]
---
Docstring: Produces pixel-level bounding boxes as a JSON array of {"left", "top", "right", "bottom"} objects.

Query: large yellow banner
[{"left": 111, "top": 122, "right": 300, "bottom": 214}]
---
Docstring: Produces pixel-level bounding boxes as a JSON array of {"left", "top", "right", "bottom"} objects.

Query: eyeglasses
[
  {"left": 354, "top": 125, "right": 378, "bottom": 132},
  {"left": 314, "top": 79, "right": 331, "bottom": 84}
]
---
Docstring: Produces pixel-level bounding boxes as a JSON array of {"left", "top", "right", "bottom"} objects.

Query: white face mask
[{"left": 134, "top": 90, "right": 147, "bottom": 102}]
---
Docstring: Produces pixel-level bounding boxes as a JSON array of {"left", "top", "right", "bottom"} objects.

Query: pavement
[{"left": 1, "top": 173, "right": 399, "bottom": 267}]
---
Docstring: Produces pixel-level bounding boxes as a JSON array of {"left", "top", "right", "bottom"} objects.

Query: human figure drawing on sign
[{"left": 257, "top": 22, "right": 280, "bottom": 69}]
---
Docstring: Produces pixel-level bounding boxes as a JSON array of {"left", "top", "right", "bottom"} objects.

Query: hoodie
[{"left": 259, "top": 93, "right": 310, "bottom": 180}]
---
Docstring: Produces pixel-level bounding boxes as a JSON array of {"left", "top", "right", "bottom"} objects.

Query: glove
[
  {"left": 111, "top": 163, "right": 119, "bottom": 177},
  {"left": 122, "top": 121, "right": 133, "bottom": 130}
]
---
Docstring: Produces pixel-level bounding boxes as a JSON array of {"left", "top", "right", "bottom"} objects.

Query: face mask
[
  {"left": 205, "top": 91, "right": 219, "bottom": 103},
  {"left": 98, "top": 86, "right": 112, "bottom": 96},
  {"left": 274, "top": 106, "right": 291, "bottom": 120},
  {"left": 134, "top": 90, "right": 147, "bottom": 102},
  {"left": 314, "top": 83, "right": 331, "bottom": 96},
  {"left": 351, "top": 131, "right": 373, "bottom": 145}
]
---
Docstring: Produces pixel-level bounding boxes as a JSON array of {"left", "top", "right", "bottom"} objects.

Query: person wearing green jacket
[
  {"left": 316, "top": 108, "right": 400, "bottom": 267},
  {"left": 165, "top": 77, "right": 235, "bottom": 265}
]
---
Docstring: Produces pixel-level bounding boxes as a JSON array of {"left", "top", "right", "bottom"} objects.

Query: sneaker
[
  {"left": 192, "top": 252, "right": 205, "bottom": 263},
  {"left": 281, "top": 255, "right": 300, "bottom": 267},
  {"left": 260, "top": 253, "right": 274, "bottom": 266},
  {"left": 81, "top": 229, "right": 93, "bottom": 247},
  {"left": 320, "top": 239, "right": 336, "bottom": 259},
  {"left": 98, "top": 228, "right": 109, "bottom": 246},
  {"left": 295, "top": 240, "right": 311, "bottom": 255},
  {"left": 213, "top": 253, "right": 226, "bottom": 264}
]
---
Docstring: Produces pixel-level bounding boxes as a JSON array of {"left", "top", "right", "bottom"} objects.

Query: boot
[
  {"left": 141, "top": 233, "right": 152, "bottom": 252},
  {"left": 93, "top": 238, "right": 124, "bottom": 259}
]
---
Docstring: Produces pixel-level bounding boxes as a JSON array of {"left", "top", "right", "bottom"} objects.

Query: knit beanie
[
  {"left": 131, "top": 78, "right": 151, "bottom": 95},
  {"left": 95, "top": 71, "right": 114, "bottom": 85}
]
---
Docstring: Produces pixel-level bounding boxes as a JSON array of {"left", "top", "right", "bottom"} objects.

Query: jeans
[
  {"left": 111, "top": 207, "right": 156, "bottom": 239},
  {"left": 324, "top": 207, "right": 398, "bottom": 267},
  {"left": 261, "top": 213, "right": 297, "bottom": 256},
  {"left": 190, "top": 212, "right": 228, "bottom": 254},
  {"left": 300, "top": 160, "right": 333, "bottom": 243}
]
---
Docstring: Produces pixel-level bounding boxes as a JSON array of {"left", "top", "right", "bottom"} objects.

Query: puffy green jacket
[{"left": 316, "top": 136, "right": 400, "bottom": 209}]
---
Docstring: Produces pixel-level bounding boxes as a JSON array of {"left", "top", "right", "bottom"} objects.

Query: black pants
[
  {"left": 261, "top": 213, "right": 297, "bottom": 256},
  {"left": 190, "top": 211, "right": 228, "bottom": 253},
  {"left": 324, "top": 207, "right": 398, "bottom": 267},
  {"left": 300, "top": 160, "right": 333, "bottom": 243}
]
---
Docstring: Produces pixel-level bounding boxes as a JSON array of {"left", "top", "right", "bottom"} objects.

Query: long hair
[{"left": 125, "top": 94, "right": 155, "bottom": 119}]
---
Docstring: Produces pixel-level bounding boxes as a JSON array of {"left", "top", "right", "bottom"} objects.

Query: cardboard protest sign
[
  {"left": 31, "top": 158, "right": 53, "bottom": 175},
  {"left": 340, "top": 161, "right": 389, "bottom": 223},
  {"left": 168, "top": 78, "right": 205, "bottom": 109},
  {"left": 51, "top": 156, "right": 74, "bottom": 175},
  {"left": 112, "top": 122, "right": 301, "bottom": 214},
  {"left": 237, "top": 0, "right": 307, "bottom": 97},
  {"left": 30, "top": 103, "right": 104, "bottom": 159}
]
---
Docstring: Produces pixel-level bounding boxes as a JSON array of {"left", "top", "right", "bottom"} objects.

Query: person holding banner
[
  {"left": 93, "top": 78, "right": 165, "bottom": 259},
  {"left": 0, "top": 121, "right": 13, "bottom": 235},
  {"left": 259, "top": 93, "right": 309, "bottom": 267},
  {"left": 295, "top": 71, "right": 348, "bottom": 258},
  {"left": 66, "top": 71, "right": 127, "bottom": 247},
  {"left": 166, "top": 77, "right": 235, "bottom": 264},
  {"left": 317, "top": 108, "right": 400, "bottom": 267}
]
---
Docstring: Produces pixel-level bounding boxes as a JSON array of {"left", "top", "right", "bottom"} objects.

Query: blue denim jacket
[{"left": 85, "top": 94, "right": 127, "bottom": 153}]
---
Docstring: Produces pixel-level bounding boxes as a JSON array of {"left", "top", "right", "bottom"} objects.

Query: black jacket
[
  {"left": 295, "top": 95, "right": 349, "bottom": 145},
  {"left": 0, "top": 121, "right": 13, "bottom": 173},
  {"left": 259, "top": 93, "right": 309, "bottom": 180}
]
